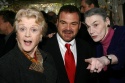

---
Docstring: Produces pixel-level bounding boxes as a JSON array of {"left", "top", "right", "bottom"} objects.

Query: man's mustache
[{"left": 63, "top": 30, "right": 73, "bottom": 33}]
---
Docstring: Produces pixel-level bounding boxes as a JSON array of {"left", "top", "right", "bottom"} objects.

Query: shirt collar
[{"left": 57, "top": 33, "right": 75, "bottom": 46}]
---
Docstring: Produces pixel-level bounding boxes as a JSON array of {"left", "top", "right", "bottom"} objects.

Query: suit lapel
[
  {"left": 75, "top": 39, "right": 92, "bottom": 83},
  {"left": 75, "top": 40, "right": 85, "bottom": 81},
  {"left": 51, "top": 35, "right": 69, "bottom": 83}
]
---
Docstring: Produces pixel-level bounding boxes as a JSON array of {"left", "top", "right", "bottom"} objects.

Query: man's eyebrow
[{"left": 59, "top": 20, "right": 65, "bottom": 22}]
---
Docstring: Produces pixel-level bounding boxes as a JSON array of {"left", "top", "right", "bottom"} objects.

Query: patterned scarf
[{"left": 23, "top": 49, "right": 44, "bottom": 73}]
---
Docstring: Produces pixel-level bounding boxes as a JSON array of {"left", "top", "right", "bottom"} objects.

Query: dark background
[{"left": 123, "top": 3, "right": 125, "bottom": 25}]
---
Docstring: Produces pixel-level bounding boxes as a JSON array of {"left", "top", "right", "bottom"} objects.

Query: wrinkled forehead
[
  {"left": 85, "top": 14, "right": 103, "bottom": 20},
  {"left": 85, "top": 15, "right": 104, "bottom": 24},
  {"left": 17, "top": 16, "right": 35, "bottom": 21}
]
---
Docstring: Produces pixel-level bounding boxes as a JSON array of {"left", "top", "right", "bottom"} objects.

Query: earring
[{"left": 107, "top": 24, "right": 110, "bottom": 27}]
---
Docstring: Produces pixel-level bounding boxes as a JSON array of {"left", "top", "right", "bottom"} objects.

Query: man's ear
[
  {"left": 79, "top": 22, "right": 81, "bottom": 29},
  {"left": 56, "top": 19, "right": 59, "bottom": 28}
]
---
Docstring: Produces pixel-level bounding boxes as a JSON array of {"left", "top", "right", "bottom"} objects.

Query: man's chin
[{"left": 63, "top": 37, "right": 72, "bottom": 42}]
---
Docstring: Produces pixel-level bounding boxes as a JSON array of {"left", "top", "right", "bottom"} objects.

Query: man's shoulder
[
  {"left": 46, "top": 34, "right": 57, "bottom": 43},
  {"left": 75, "top": 38, "right": 95, "bottom": 47}
]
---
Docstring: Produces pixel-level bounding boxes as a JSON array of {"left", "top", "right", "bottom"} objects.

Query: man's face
[
  {"left": 56, "top": 12, "right": 81, "bottom": 42},
  {"left": 81, "top": 0, "right": 94, "bottom": 13},
  {"left": 0, "top": 16, "right": 7, "bottom": 34}
]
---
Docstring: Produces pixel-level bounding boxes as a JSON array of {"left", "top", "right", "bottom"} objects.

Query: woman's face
[
  {"left": 16, "top": 17, "right": 42, "bottom": 53},
  {"left": 85, "top": 15, "right": 110, "bottom": 42}
]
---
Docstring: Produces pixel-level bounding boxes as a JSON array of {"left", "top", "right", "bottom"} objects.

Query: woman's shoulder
[{"left": 113, "top": 25, "right": 125, "bottom": 31}]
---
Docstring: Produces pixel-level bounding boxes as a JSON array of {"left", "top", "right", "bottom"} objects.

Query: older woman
[
  {"left": 0, "top": 8, "right": 57, "bottom": 83},
  {"left": 84, "top": 8, "right": 125, "bottom": 83}
]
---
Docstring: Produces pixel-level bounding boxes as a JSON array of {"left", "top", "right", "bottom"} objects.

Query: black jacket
[
  {"left": 0, "top": 44, "right": 58, "bottom": 83},
  {"left": 41, "top": 34, "right": 99, "bottom": 83},
  {"left": 0, "top": 32, "right": 16, "bottom": 57}
]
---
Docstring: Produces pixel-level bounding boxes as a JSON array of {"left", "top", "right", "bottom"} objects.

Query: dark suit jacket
[
  {"left": 0, "top": 34, "right": 5, "bottom": 53},
  {"left": 96, "top": 26, "right": 125, "bottom": 83},
  {"left": 76, "top": 23, "right": 94, "bottom": 44},
  {"left": 41, "top": 34, "right": 99, "bottom": 83},
  {"left": 0, "top": 32, "right": 16, "bottom": 57},
  {"left": 0, "top": 44, "right": 58, "bottom": 83}
]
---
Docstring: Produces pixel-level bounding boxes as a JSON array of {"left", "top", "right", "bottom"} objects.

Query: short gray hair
[{"left": 84, "top": 8, "right": 108, "bottom": 21}]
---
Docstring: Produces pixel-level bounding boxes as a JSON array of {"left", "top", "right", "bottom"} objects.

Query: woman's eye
[
  {"left": 94, "top": 24, "right": 98, "bottom": 27},
  {"left": 31, "top": 28, "right": 38, "bottom": 32},
  {"left": 19, "top": 27, "right": 25, "bottom": 31},
  {"left": 86, "top": 25, "right": 90, "bottom": 29}
]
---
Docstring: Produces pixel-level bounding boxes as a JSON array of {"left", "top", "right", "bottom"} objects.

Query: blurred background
[{"left": 0, "top": 0, "right": 125, "bottom": 25}]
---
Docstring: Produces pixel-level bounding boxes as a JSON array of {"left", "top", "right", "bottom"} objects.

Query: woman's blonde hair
[{"left": 14, "top": 8, "right": 47, "bottom": 36}]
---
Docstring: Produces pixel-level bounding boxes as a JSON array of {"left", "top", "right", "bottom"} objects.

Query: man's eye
[
  {"left": 61, "top": 22, "right": 65, "bottom": 24},
  {"left": 71, "top": 22, "right": 76, "bottom": 25}
]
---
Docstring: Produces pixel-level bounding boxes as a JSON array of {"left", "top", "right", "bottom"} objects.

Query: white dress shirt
[{"left": 57, "top": 33, "right": 77, "bottom": 65}]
